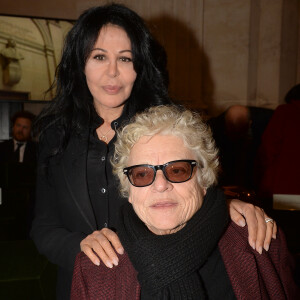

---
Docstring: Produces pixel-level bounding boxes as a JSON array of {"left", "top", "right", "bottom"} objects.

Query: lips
[
  {"left": 103, "top": 85, "right": 121, "bottom": 95},
  {"left": 150, "top": 201, "right": 177, "bottom": 209}
]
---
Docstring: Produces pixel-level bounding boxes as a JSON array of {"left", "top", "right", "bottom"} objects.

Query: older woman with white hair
[{"left": 71, "top": 105, "right": 299, "bottom": 299}]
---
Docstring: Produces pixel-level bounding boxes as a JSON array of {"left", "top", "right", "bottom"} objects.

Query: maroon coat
[{"left": 71, "top": 222, "right": 299, "bottom": 300}]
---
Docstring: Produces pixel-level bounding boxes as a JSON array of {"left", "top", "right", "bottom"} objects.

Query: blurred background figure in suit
[
  {"left": 0, "top": 110, "right": 37, "bottom": 240},
  {"left": 0, "top": 110, "right": 36, "bottom": 164}
]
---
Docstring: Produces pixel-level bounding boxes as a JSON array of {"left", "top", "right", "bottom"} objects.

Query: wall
[
  {"left": 0, "top": 0, "right": 299, "bottom": 116},
  {"left": 0, "top": 15, "right": 73, "bottom": 100}
]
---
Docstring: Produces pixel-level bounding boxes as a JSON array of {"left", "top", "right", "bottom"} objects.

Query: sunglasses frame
[{"left": 123, "top": 159, "right": 198, "bottom": 187}]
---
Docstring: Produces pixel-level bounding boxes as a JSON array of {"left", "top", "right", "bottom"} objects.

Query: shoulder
[
  {"left": 39, "top": 124, "right": 61, "bottom": 144},
  {"left": 74, "top": 251, "right": 137, "bottom": 280},
  {"left": 72, "top": 252, "right": 139, "bottom": 299},
  {"left": 219, "top": 221, "right": 249, "bottom": 251},
  {"left": 219, "top": 221, "right": 289, "bottom": 260},
  {"left": 41, "top": 124, "right": 88, "bottom": 145},
  {"left": 72, "top": 252, "right": 114, "bottom": 291},
  {"left": 0, "top": 140, "right": 13, "bottom": 156},
  {"left": 0, "top": 139, "right": 11, "bottom": 146},
  {"left": 37, "top": 126, "right": 60, "bottom": 161},
  {"left": 271, "top": 104, "right": 291, "bottom": 118},
  {"left": 219, "top": 222, "right": 300, "bottom": 298},
  {"left": 0, "top": 139, "right": 13, "bottom": 146},
  {"left": 38, "top": 125, "right": 86, "bottom": 155},
  {"left": 74, "top": 252, "right": 99, "bottom": 274},
  {"left": 220, "top": 221, "right": 286, "bottom": 250}
]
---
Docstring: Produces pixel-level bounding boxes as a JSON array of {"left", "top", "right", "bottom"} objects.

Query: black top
[
  {"left": 30, "top": 108, "right": 132, "bottom": 300},
  {"left": 87, "top": 116, "right": 127, "bottom": 231}
]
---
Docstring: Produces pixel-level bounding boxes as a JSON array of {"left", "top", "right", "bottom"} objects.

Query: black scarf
[{"left": 118, "top": 187, "right": 229, "bottom": 299}]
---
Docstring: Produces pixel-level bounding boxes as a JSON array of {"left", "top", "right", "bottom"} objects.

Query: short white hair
[{"left": 112, "top": 105, "right": 219, "bottom": 197}]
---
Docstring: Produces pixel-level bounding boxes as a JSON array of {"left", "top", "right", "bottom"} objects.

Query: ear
[
  {"left": 202, "top": 188, "right": 207, "bottom": 196},
  {"left": 128, "top": 195, "right": 133, "bottom": 204}
]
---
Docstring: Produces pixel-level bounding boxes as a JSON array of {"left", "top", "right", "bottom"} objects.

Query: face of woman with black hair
[{"left": 85, "top": 24, "right": 137, "bottom": 115}]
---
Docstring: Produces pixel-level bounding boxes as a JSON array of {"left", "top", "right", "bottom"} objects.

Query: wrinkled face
[
  {"left": 128, "top": 135, "right": 206, "bottom": 235},
  {"left": 85, "top": 24, "right": 137, "bottom": 115},
  {"left": 12, "top": 117, "right": 32, "bottom": 142}
]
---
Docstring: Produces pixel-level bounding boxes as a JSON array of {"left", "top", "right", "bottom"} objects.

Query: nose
[
  {"left": 107, "top": 60, "right": 119, "bottom": 78},
  {"left": 151, "top": 170, "right": 173, "bottom": 192}
]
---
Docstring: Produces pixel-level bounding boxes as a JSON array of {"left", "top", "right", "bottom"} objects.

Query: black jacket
[
  {"left": 30, "top": 115, "right": 128, "bottom": 300},
  {"left": 0, "top": 139, "right": 37, "bottom": 164}
]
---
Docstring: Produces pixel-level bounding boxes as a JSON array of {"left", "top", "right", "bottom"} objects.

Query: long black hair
[{"left": 35, "top": 3, "right": 170, "bottom": 151}]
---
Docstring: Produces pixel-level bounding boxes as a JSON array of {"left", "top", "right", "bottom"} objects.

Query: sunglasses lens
[
  {"left": 165, "top": 161, "right": 192, "bottom": 182},
  {"left": 129, "top": 166, "right": 155, "bottom": 187}
]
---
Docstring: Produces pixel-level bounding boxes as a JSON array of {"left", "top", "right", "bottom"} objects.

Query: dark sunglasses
[{"left": 123, "top": 159, "right": 198, "bottom": 187}]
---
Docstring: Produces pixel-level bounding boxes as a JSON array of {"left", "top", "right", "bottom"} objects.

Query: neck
[
  {"left": 95, "top": 104, "right": 124, "bottom": 125},
  {"left": 95, "top": 105, "right": 123, "bottom": 144}
]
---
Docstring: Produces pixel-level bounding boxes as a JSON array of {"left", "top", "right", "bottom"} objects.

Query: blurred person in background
[
  {"left": 0, "top": 110, "right": 36, "bottom": 164},
  {"left": 256, "top": 83, "right": 300, "bottom": 199}
]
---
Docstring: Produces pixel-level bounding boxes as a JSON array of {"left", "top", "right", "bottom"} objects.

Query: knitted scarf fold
[{"left": 118, "top": 187, "right": 229, "bottom": 299}]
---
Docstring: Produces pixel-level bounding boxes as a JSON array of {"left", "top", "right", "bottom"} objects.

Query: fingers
[
  {"left": 81, "top": 244, "right": 101, "bottom": 266},
  {"left": 90, "top": 232, "right": 117, "bottom": 268},
  {"left": 227, "top": 198, "right": 246, "bottom": 227},
  {"left": 240, "top": 203, "right": 261, "bottom": 252},
  {"left": 254, "top": 211, "right": 277, "bottom": 253},
  {"left": 252, "top": 206, "right": 266, "bottom": 254},
  {"left": 263, "top": 215, "right": 277, "bottom": 251},
  {"left": 228, "top": 199, "right": 258, "bottom": 250},
  {"left": 227, "top": 199, "right": 276, "bottom": 254},
  {"left": 80, "top": 228, "right": 124, "bottom": 268},
  {"left": 230, "top": 207, "right": 246, "bottom": 227},
  {"left": 272, "top": 220, "right": 277, "bottom": 239},
  {"left": 263, "top": 221, "right": 273, "bottom": 251},
  {"left": 106, "top": 229, "right": 124, "bottom": 255}
]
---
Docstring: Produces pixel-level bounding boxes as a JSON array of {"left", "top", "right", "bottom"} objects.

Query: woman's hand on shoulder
[
  {"left": 228, "top": 199, "right": 277, "bottom": 254},
  {"left": 80, "top": 228, "right": 124, "bottom": 268}
]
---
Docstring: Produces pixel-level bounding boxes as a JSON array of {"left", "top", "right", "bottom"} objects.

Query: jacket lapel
[{"left": 62, "top": 132, "right": 97, "bottom": 231}]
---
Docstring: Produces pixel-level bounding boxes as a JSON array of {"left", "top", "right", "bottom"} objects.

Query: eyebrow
[{"left": 92, "top": 48, "right": 132, "bottom": 53}]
